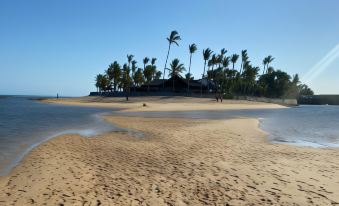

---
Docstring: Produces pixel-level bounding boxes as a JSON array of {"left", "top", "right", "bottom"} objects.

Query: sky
[{"left": 0, "top": 0, "right": 338, "bottom": 96}]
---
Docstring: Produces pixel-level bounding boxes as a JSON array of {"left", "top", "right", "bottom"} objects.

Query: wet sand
[
  {"left": 1, "top": 97, "right": 338, "bottom": 205},
  {"left": 1, "top": 117, "right": 339, "bottom": 205}
]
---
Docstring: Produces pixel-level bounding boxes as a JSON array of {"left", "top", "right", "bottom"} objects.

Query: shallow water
[
  {"left": 1, "top": 96, "right": 338, "bottom": 175},
  {"left": 116, "top": 105, "right": 339, "bottom": 148},
  {"left": 0, "top": 96, "right": 123, "bottom": 176}
]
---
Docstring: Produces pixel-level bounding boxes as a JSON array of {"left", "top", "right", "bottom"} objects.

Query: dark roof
[
  {"left": 148, "top": 79, "right": 165, "bottom": 86},
  {"left": 142, "top": 76, "right": 210, "bottom": 88},
  {"left": 189, "top": 81, "right": 201, "bottom": 87}
]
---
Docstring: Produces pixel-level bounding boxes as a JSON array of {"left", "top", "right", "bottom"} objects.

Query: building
[{"left": 139, "top": 75, "right": 213, "bottom": 93}]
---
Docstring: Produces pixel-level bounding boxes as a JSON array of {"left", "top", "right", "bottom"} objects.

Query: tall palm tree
[
  {"left": 143, "top": 65, "right": 153, "bottom": 92},
  {"left": 219, "top": 48, "right": 227, "bottom": 67},
  {"left": 122, "top": 64, "right": 132, "bottom": 100},
  {"left": 106, "top": 63, "right": 114, "bottom": 91},
  {"left": 240, "top": 50, "right": 248, "bottom": 74},
  {"left": 262, "top": 57, "right": 268, "bottom": 74},
  {"left": 133, "top": 68, "right": 144, "bottom": 87},
  {"left": 266, "top": 55, "right": 274, "bottom": 71},
  {"left": 95, "top": 74, "right": 106, "bottom": 92},
  {"left": 131, "top": 60, "right": 137, "bottom": 92},
  {"left": 127, "top": 54, "right": 134, "bottom": 68},
  {"left": 201, "top": 48, "right": 213, "bottom": 95},
  {"left": 231, "top": 54, "right": 239, "bottom": 70},
  {"left": 151, "top": 58, "right": 157, "bottom": 66},
  {"left": 163, "top": 30, "right": 181, "bottom": 89},
  {"left": 187, "top": 43, "right": 197, "bottom": 93},
  {"left": 150, "top": 58, "right": 157, "bottom": 79},
  {"left": 143, "top": 57, "right": 149, "bottom": 70},
  {"left": 221, "top": 56, "right": 230, "bottom": 92},
  {"left": 210, "top": 54, "right": 217, "bottom": 72},
  {"left": 112, "top": 61, "right": 121, "bottom": 92},
  {"left": 168, "top": 58, "right": 185, "bottom": 91}
]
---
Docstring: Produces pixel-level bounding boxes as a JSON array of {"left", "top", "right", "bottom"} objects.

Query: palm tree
[
  {"left": 187, "top": 43, "right": 197, "bottom": 93},
  {"left": 163, "top": 30, "right": 181, "bottom": 89},
  {"left": 168, "top": 58, "right": 185, "bottom": 91},
  {"left": 143, "top": 65, "right": 153, "bottom": 92},
  {"left": 220, "top": 48, "right": 227, "bottom": 57},
  {"left": 240, "top": 50, "right": 248, "bottom": 74},
  {"left": 219, "top": 48, "right": 227, "bottom": 67},
  {"left": 151, "top": 58, "right": 157, "bottom": 66},
  {"left": 127, "top": 54, "right": 134, "bottom": 68},
  {"left": 201, "top": 48, "right": 213, "bottom": 95},
  {"left": 106, "top": 63, "right": 114, "bottom": 91},
  {"left": 122, "top": 64, "right": 131, "bottom": 100},
  {"left": 266, "top": 55, "right": 274, "bottom": 71},
  {"left": 231, "top": 54, "right": 239, "bottom": 70},
  {"left": 143, "top": 57, "right": 149, "bottom": 70},
  {"left": 151, "top": 58, "right": 157, "bottom": 79},
  {"left": 208, "top": 54, "right": 218, "bottom": 91},
  {"left": 262, "top": 57, "right": 268, "bottom": 74},
  {"left": 133, "top": 68, "right": 144, "bottom": 87},
  {"left": 112, "top": 61, "right": 121, "bottom": 92},
  {"left": 219, "top": 56, "right": 230, "bottom": 92},
  {"left": 95, "top": 74, "right": 109, "bottom": 93},
  {"left": 131, "top": 60, "right": 137, "bottom": 92},
  {"left": 155, "top": 71, "right": 162, "bottom": 80}
]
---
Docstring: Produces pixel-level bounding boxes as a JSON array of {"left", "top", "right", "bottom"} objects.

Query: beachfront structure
[{"left": 90, "top": 76, "right": 214, "bottom": 96}]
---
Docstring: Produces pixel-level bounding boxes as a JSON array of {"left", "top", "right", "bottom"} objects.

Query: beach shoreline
[
  {"left": 1, "top": 97, "right": 338, "bottom": 205},
  {"left": 40, "top": 96, "right": 287, "bottom": 112}
]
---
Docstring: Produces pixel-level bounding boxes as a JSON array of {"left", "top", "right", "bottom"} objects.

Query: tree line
[{"left": 95, "top": 30, "right": 313, "bottom": 98}]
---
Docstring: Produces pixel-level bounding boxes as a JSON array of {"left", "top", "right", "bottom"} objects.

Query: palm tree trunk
[
  {"left": 173, "top": 77, "right": 175, "bottom": 92},
  {"left": 187, "top": 53, "right": 192, "bottom": 93},
  {"left": 113, "top": 80, "right": 116, "bottom": 92},
  {"left": 201, "top": 61, "right": 206, "bottom": 96},
  {"left": 163, "top": 43, "right": 171, "bottom": 89},
  {"left": 240, "top": 61, "right": 243, "bottom": 75},
  {"left": 262, "top": 65, "right": 266, "bottom": 75}
]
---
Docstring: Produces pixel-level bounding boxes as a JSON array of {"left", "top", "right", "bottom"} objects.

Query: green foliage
[
  {"left": 168, "top": 59, "right": 186, "bottom": 78},
  {"left": 95, "top": 74, "right": 109, "bottom": 92},
  {"left": 298, "top": 84, "right": 314, "bottom": 96},
  {"left": 133, "top": 68, "right": 144, "bottom": 87},
  {"left": 94, "top": 30, "right": 313, "bottom": 99},
  {"left": 155, "top": 71, "right": 162, "bottom": 80},
  {"left": 167, "top": 30, "right": 181, "bottom": 46},
  {"left": 143, "top": 65, "right": 153, "bottom": 91},
  {"left": 185, "top": 73, "right": 193, "bottom": 80},
  {"left": 231, "top": 54, "right": 239, "bottom": 69},
  {"left": 121, "top": 64, "right": 132, "bottom": 92},
  {"left": 189, "top": 44, "right": 197, "bottom": 54}
]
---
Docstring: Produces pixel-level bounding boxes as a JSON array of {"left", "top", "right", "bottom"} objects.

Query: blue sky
[{"left": 0, "top": 0, "right": 338, "bottom": 96}]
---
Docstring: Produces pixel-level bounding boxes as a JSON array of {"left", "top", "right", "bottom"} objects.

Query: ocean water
[
  {"left": 1, "top": 96, "right": 338, "bottom": 175},
  {"left": 0, "top": 96, "right": 121, "bottom": 176},
  {"left": 117, "top": 105, "right": 339, "bottom": 148}
]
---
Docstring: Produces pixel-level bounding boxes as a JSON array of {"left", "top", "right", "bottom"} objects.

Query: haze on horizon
[{"left": 0, "top": 0, "right": 338, "bottom": 96}]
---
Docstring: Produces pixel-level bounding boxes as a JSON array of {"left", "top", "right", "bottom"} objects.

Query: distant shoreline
[{"left": 39, "top": 96, "right": 287, "bottom": 112}]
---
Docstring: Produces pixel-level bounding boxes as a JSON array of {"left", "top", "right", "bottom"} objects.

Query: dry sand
[
  {"left": 1, "top": 97, "right": 338, "bottom": 205},
  {"left": 41, "top": 96, "right": 286, "bottom": 112},
  {"left": 1, "top": 117, "right": 339, "bottom": 205}
]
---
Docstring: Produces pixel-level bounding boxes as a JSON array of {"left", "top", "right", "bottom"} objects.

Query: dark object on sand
[
  {"left": 215, "top": 93, "right": 223, "bottom": 102},
  {"left": 143, "top": 103, "right": 147, "bottom": 107}
]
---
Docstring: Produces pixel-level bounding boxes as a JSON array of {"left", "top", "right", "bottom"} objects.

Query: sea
[
  {"left": 0, "top": 96, "right": 121, "bottom": 176},
  {"left": 0, "top": 95, "right": 339, "bottom": 175}
]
